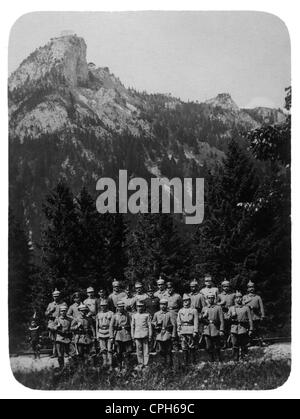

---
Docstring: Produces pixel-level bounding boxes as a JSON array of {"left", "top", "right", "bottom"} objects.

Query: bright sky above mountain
[{"left": 9, "top": 11, "right": 290, "bottom": 109}]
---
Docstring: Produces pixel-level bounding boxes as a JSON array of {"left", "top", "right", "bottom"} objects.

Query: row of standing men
[{"left": 39, "top": 275, "right": 265, "bottom": 371}]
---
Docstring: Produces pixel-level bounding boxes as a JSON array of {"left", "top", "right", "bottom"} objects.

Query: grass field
[{"left": 11, "top": 344, "right": 291, "bottom": 391}]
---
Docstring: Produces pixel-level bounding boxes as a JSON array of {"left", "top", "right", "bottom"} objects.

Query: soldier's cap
[
  {"left": 247, "top": 281, "right": 255, "bottom": 288},
  {"left": 78, "top": 303, "right": 89, "bottom": 311},
  {"left": 135, "top": 282, "right": 143, "bottom": 288},
  {"left": 60, "top": 304, "right": 68, "bottom": 311},
  {"left": 183, "top": 294, "right": 191, "bottom": 301},
  {"left": 190, "top": 279, "right": 198, "bottom": 287},
  {"left": 136, "top": 300, "right": 145, "bottom": 306},
  {"left": 235, "top": 291, "right": 243, "bottom": 298},
  {"left": 204, "top": 276, "right": 212, "bottom": 282},
  {"left": 52, "top": 289, "right": 60, "bottom": 296},
  {"left": 166, "top": 281, "right": 173, "bottom": 286},
  {"left": 157, "top": 278, "right": 165, "bottom": 285},
  {"left": 87, "top": 287, "right": 94, "bottom": 293},
  {"left": 222, "top": 280, "right": 230, "bottom": 286},
  {"left": 160, "top": 298, "right": 168, "bottom": 305},
  {"left": 117, "top": 300, "right": 125, "bottom": 307},
  {"left": 100, "top": 299, "right": 108, "bottom": 306},
  {"left": 112, "top": 280, "right": 120, "bottom": 287},
  {"left": 147, "top": 284, "right": 155, "bottom": 291}
]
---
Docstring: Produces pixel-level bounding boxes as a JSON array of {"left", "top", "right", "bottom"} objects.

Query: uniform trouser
[
  {"left": 222, "top": 318, "right": 231, "bottom": 347},
  {"left": 76, "top": 343, "right": 92, "bottom": 362},
  {"left": 55, "top": 342, "right": 70, "bottom": 368},
  {"left": 115, "top": 341, "right": 131, "bottom": 369},
  {"left": 180, "top": 334, "right": 197, "bottom": 364},
  {"left": 204, "top": 335, "right": 222, "bottom": 361},
  {"left": 135, "top": 338, "right": 150, "bottom": 367},
  {"left": 156, "top": 340, "right": 173, "bottom": 366},
  {"left": 252, "top": 320, "right": 264, "bottom": 345},
  {"left": 231, "top": 333, "right": 248, "bottom": 360},
  {"left": 98, "top": 338, "right": 113, "bottom": 366},
  {"left": 32, "top": 341, "right": 40, "bottom": 358}
]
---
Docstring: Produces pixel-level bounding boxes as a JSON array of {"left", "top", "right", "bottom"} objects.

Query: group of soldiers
[{"left": 29, "top": 274, "right": 265, "bottom": 372}]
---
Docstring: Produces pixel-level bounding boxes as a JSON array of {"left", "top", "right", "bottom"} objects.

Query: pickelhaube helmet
[
  {"left": 112, "top": 279, "right": 120, "bottom": 287},
  {"left": 160, "top": 298, "right": 168, "bottom": 305},
  {"left": 60, "top": 303, "right": 68, "bottom": 312},
  {"left": 135, "top": 282, "right": 143, "bottom": 288},
  {"left": 222, "top": 280, "right": 230, "bottom": 286},
  {"left": 157, "top": 276, "right": 165, "bottom": 285},
  {"left": 247, "top": 281, "right": 255, "bottom": 288},
  {"left": 190, "top": 279, "right": 198, "bottom": 287},
  {"left": 87, "top": 287, "right": 94, "bottom": 293},
  {"left": 235, "top": 291, "right": 243, "bottom": 298},
  {"left": 183, "top": 294, "right": 191, "bottom": 301}
]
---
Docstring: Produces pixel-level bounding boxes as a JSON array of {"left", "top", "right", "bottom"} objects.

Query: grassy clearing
[{"left": 13, "top": 357, "right": 291, "bottom": 391}]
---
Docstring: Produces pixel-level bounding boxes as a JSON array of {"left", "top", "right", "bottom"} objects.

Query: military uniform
[
  {"left": 165, "top": 292, "right": 182, "bottom": 322},
  {"left": 144, "top": 295, "right": 160, "bottom": 317},
  {"left": 45, "top": 290, "right": 66, "bottom": 357},
  {"left": 154, "top": 289, "right": 168, "bottom": 300},
  {"left": 123, "top": 295, "right": 136, "bottom": 313},
  {"left": 177, "top": 303, "right": 199, "bottom": 364},
  {"left": 228, "top": 300, "right": 253, "bottom": 360},
  {"left": 28, "top": 323, "right": 41, "bottom": 360},
  {"left": 67, "top": 302, "right": 81, "bottom": 321},
  {"left": 109, "top": 306, "right": 132, "bottom": 369},
  {"left": 218, "top": 289, "right": 235, "bottom": 348},
  {"left": 52, "top": 313, "right": 71, "bottom": 369},
  {"left": 243, "top": 287, "right": 265, "bottom": 345},
  {"left": 201, "top": 303, "right": 224, "bottom": 361},
  {"left": 71, "top": 306, "right": 96, "bottom": 362},
  {"left": 108, "top": 291, "right": 127, "bottom": 312},
  {"left": 83, "top": 297, "right": 97, "bottom": 319},
  {"left": 131, "top": 308, "right": 152, "bottom": 368},
  {"left": 152, "top": 307, "right": 176, "bottom": 366},
  {"left": 201, "top": 287, "right": 219, "bottom": 304},
  {"left": 96, "top": 307, "right": 114, "bottom": 368}
]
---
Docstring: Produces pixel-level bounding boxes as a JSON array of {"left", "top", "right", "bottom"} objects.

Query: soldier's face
[
  {"left": 53, "top": 295, "right": 59, "bottom": 302},
  {"left": 160, "top": 303, "right": 167, "bottom": 312},
  {"left": 148, "top": 290, "right": 154, "bottom": 297},
  {"left": 137, "top": 305, "right": 143, "bottom": 313},
  {"left": 223, "top": 285, "right": 229, "bottom": 293},
  {"left": 236, "top": 296, "right": 242, "bottom": 305},
  {"left": 183, "top": 300, "right": 191, "bottom": 307},
  {"left": 74, "top": 297, "right": 80, "bottom": 304},
  {"left": 190, "top": 285, "right": 197, "bottom": 293},
  {"left": 60, "top": 310, "right": 67, "bottom": 318},
  {"left": 125, "top": 288, "right": 131, "bottom": 296},
  {"left": 208, "top": 296, "right": 215, "bottom": 305},
  {"left": 167, "top": 285, "right": 173, "bottom": 294},
  {"left": 87, "top": 292, "right": 94, "bottom": 299},
  {"left": 136, "top": 287, "right": 142, "bottom": 295},
  {"left": 99, "top": 290, "right": 105, "bottom": 298},
  {"left": 114, "top": 286, "right": 120, "bottom": 293},
  {"left": 248, "top": 287, "right": 255, "bottom": 294},
  {"left": 158, "top": 284, "right": 165, "bottom": 291},
  {"left": 205, "top": 279, "right": 212, "bottom": 287}
]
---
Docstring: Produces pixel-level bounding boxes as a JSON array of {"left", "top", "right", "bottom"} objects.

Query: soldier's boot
[
  {"left": 168, "top": 354, "right": 174, "bottom": 368},
  {"left": 208, "top": 350, "right": 215, "bottom": 362},
  {"left": 102, "top": 353, "right": 107, "bottom": 368},
  {"left": 216, "top": 349, "right": 223, "bottom": 362},
  {"left": 107, "top": 353, "right": 113, "bottom": 369},
  {"left": 184, "top": 351, "right": 189, "bottom": 366},
  {"left": 191, "top": 350, "right": 197, "bottom": 364},
  {"left": 58, "top": 357, "right": 65, "bottom": 370},
  {"left": 51, "top": 344, "right": 57, "bottom": 358}
]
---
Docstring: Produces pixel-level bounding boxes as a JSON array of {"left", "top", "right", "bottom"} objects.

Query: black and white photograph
[{"left": 7, "top": 10, "right": 291, "bottom": 392}]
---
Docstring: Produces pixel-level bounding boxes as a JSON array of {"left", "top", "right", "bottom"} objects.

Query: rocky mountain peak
[{"left": 205, "top": 92, "right": 240, "bottom": 112}]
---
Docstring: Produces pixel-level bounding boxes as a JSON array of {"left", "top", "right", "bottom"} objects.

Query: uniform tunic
[
  {"left": 109, "top": 312, "right": 132, "bottom": 342},
  {"left": 96, "top": 311, "right": 114, "bottom": 339},
  {"left": 45, "top": 301, "right": 67, "bottom": 340},
  {"left": 123, "top": 296, "right": 136, "bottom": 313},
  {"left": 201, "top": 304, "right": 224, "bottom": 337},
  {"left": 242, "top": 294, "right": 265, "bottom": 321},
  {"left": 228, "top": 305, "right": 253, "bottom": 335},
  {"left": 218, "top": 292, "right": 235, "bottom": 312},
  {"left": 201, "top": 287, "right": 219, "bottom": 304},
  {"left": 67, "top": 302, "right": 81, "bottom": 320},
  {"left": 108, "top": 291, "right": 127, "bottom": 312},
  {"left": 165, "top": 293, "right": 182, "bottom": 319},
  {"left": 71, "top": 316, "right": 95, "bottom": 345},
  {"left": 177, "top": 307, "right": 199, "bottom": 335},
  {"left": 53, "top": 317, "right": 71, "bottom": 344},
  {"left": 144, "top": 295, "right": 160, "bottom": 317},
  {"left": 188, "top": 292, "right": 206, "bottom": 312},
  {"left": 152, "top": 311, "right": 176, "bottom": 341},
  {"left": 154, "top": 289, "right": 168, "bottom": 300},
  {"left": 83, "top": 298, "right": 97, "bottom": 318},
  {"left": 131, "top": 312, "right": 152, "bottom": 340}
]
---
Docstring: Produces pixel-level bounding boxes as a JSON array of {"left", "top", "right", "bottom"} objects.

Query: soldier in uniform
[
  {"left": 177, "top": 295, "right": 199, "bottom": 365},
  {"left": 144, "top": 284, "right": 160, "bottom": 317},
  {"left": 243, "top": 281, "right": 266, "bottom": 346},
  {"left": 45, "top": 289, "right": 66, "bottom": 358},
  {"left": 71, "top": 303, "right": 96, "bottom": 364},
  {"left": 52, "top": 304, "right": 71, "bottom": 370},
  {"left": 109, "top": 300, "right": 132, "bottom": 371},
  {"left": 152, "top": 298, "right": 176, "bottom": 367},
  {"left": 84, "top": 287, "right": 97, "bottom": 320},
  {"left": 228, "top": 291, "right": 253, "bottom": 361},
  {"left": 154, "top": 276, "right": 168, "bottom": 300},
  {"left": 123, "top": 284, "right": 136, "bottom": 313},
  {"left": 67, "top": 292, "right": 82, "bottom": 321},
  {"left": 131, "top": 300, "right": 152, "bottom": 370},
  {"left": 218, "top": 280, "right": 235, "bottom": 348},
  {"left": 108, "top": 280, "right": 127, "bottom": 312},
  {"left": 95, "top": 287, "right": 107, "bottom": 314},
  {"left": 200, "top": 274, "right": 219, "bottom": 304},
  {"left": 165, "top": 281, "right": 182, "bottom": 350},
  {"left": 134, "top": 282, "right": 148, "bottom": 304},
  {"left": 96, "top": 299, "right": 114, "bottom": 369},
  {"left": 201, "top": 292, "right": 224, "bottom": 362},
  {"left": 188, "top": 279, "right": 206, "bottom": 313}
]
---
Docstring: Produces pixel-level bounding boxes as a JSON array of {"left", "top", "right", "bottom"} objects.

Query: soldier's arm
[
  {"left": 109, "top": 316, "right": 115, "bottom": 339},
  {"left": 152, "top": 313, "right": 157, "bottom": 327},
  {"left": 176, "top": 311, "right": 181, "bottom": 332},
  {"left": 131, "top": 315, "right": 135, "bottom": 339},
  {"left": 147, "top": 314, "right": 152, "bottom": 339},
  {"left": 90, "top": 320, "right": 96, "bottom": 339}
]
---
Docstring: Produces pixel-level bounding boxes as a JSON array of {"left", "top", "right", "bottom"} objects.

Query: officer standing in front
[
  {"left": 131, "top": 300, "right": 152, "bottom": 371},
  {"left": 218, "top": 280, "right": 235, "bottom": 348},
  {"left": 52, "top": 303, "right": 71, "bottom": 370},
  {"left": 177, "top": 294, "right": 199, "bottom": 365},
  {"left": 45, "top": 289, "right": 66, "bottom": 358},
  {"left": 243, "top": 281, "right": 266, "bottom": 346},
  {"left": 201, "top": 292, "right": 224, "bottom": 362},
  {"left": 228, "top": 291, "right": 253, "bottom": 361}
]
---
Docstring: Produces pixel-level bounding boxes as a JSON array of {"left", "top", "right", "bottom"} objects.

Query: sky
[{"left": 8, "top": 11, "right": 291, "bottom": 109}]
